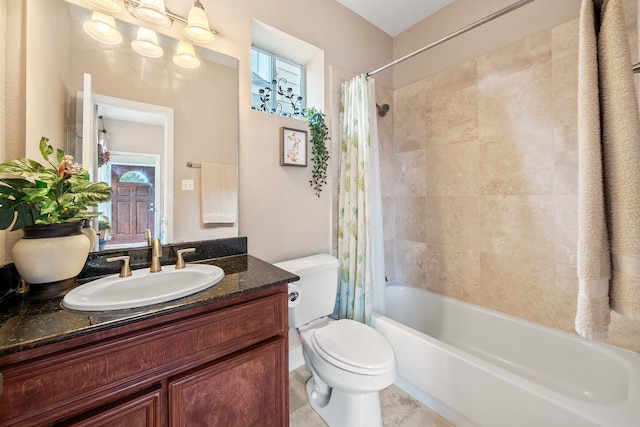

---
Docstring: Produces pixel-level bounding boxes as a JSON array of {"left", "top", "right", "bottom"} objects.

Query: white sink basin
[{"left": 62, "top": 264, "right": 225, "bottom": 311}]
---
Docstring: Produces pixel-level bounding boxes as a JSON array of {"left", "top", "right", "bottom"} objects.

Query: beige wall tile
[
  {"left": 554, "top": 125, "right": 578, "bottom": 195},
  {"left": 380, "top": 155, "right": 397, "bottom": 198},
  {"left": 480, "top": 252, "right": 556, "bottom": 326},
  {"left": 395, "top": 196, "right": 426, "bottom": 243},
  {"left": 394, "top": 240, "right": 427, "bottom": 287},
  {"left": 426, "top": 84, "right": 478, "bottom": 147},
  {"left": 608, "top": 312, "right": 640, "bottom": 352},
  {"left": 478, "top": 63, "right": 552, "bottom": 147},
  {"left": 477, "top": 55, "right": 554, "bottom": 195},
  {"left": 477, "top": 31, "right": 551, "bottom": 77},
  {"left": 479, "top": 195, "right": 555, "bottom": 260},
  {"left": 395, "top": 149, "right": 427, "bottom": 196},
  {"left": 555, "top": 263, "right": 579, "bottom": 333},
  {"left": 430, "top": 60, "right": 477, "bottom": 92},
  {"left": 426, "top": 142, "right": 479, "bottom": 196},
  {"left": 555, "top": 195, "right": 578, "bottom": 266},
  {"left": 552, "top": 53, "right": 578, "bottom": 128},
  {"left": 384, "top": 240, "right": 396, "bottom": 282},
  {"left": 394, "top": 79, "right": 429, "bottom": 153},
  {"left": 426, "top": 244, "right": 481, "bottom": 304},
  {"left": 426, "top": 196, "right": 481, "bottom": 250},
  {"left": 551, "top": 18, "right": 579, "bottom": 60}
]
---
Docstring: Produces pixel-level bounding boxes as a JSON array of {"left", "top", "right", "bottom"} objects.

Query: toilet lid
[{"left": 311, "top": 319, "right": 395, "bottom": 375}]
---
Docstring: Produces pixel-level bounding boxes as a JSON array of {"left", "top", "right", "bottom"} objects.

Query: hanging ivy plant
[{"left": 304, "top": 107, "right": 330, "bottom": 197}]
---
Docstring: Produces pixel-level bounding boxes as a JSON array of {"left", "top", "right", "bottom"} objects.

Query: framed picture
[{"left": 280, "top": 127, "right": 307, "bottom": 167}]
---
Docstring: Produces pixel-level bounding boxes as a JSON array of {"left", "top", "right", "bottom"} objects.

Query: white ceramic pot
[{"left": 12, "top": 222, "right": 90, "bottom": 299}]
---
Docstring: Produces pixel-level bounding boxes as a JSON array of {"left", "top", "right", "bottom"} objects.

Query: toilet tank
[{"left": 274, "top": 254, "right": 339, "bottom": 328}]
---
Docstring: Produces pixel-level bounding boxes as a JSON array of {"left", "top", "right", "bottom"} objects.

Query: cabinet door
[
  {"left": 60, "top": 388, "right": 162, "bottom": 427},
  {"left": 169, "top": 339, "right": 287, "bottom": 427}
]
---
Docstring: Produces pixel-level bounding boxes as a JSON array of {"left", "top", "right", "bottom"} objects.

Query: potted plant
[
  {"left": 305, "top": 107, "right": 330, "bottom": 197},
  {"left": 98, "top": 215, "right": 111, "bottom": 241},
  {"left": 0, "top": 137, "right": 112, "bottom": 299}
]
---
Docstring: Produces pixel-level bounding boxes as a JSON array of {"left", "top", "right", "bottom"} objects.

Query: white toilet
[{"left": 275, "top": 254, "right": 396, "bottom": 427}]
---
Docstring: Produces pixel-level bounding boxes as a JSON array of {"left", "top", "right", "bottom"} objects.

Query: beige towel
[
  {"left": 599, "top": 0, "right": 640, "bottom": 321},
  {"left": 200, "top": 163, "right": 237, "bottom": 224},
  {"left": 576, "top": 0, "right": 611, "bottom": 341}
]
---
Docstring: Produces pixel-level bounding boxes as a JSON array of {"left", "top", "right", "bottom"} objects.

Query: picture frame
[{"left": 280, "top": 127, "right": 308, "bottom": 167}]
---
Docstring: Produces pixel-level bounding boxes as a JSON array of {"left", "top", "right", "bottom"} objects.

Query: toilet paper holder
[{"left": 288, "top": 283, "right": 301, "bottom": 308}]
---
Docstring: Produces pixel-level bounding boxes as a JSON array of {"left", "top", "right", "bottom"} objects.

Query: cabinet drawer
[
  {"left": 0, "top": 293, "right": 286, "bottom": 426},
  {"left": 60, "top": 387, "right": 162, "bottom": 427}
]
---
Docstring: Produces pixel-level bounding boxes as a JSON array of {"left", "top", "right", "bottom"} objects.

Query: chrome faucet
[{"left": 150, "top": 238, "right": 162, "bottom": 273}]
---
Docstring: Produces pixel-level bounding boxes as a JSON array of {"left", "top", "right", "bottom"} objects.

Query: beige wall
[
  {"left": 385, "top": 0, "right": 640, "bottom": 352},
  {"left": 391, "top": 0, "right": 583, "bottom": 89}
]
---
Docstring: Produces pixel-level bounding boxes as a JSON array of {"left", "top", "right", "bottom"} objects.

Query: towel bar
[{"left": 186, "top": 162, "right": 202, "bottom": 168}]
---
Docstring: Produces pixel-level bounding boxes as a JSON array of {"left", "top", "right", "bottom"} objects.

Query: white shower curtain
[{"left": 337, "top": 74, "right": 385, "bottom": 324}]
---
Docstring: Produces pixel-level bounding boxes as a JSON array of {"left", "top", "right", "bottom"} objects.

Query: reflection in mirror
[
  {"left": 88, "top": 92, "right": 174, "bottom": 249},
  {"left": 25, "top": 0, "right": 239, "bottom": 250}
]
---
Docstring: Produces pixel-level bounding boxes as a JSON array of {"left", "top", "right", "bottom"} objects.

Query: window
[{"left": 251, "top": 47, "right": 305, "bottom": 118}]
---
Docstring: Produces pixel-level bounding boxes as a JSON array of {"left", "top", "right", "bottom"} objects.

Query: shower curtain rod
[{"left": 366, "top": 0, "right": 536, "bottom": 77}]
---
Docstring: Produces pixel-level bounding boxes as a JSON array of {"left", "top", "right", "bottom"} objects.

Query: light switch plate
[{"left": 181, "top": 179, "right": 194, "bottom": 191}]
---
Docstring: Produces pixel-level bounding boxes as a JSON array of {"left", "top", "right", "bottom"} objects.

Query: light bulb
[
  {"left": 134, "top": 0, "right": 171, "bottom": 28},
  {"left": 173, "top": 41, "right": 200, "bottom": 68},
  {"left": 83, "top": 12, "right": 122, "bottom": 45},
  {"left": 183, "top": 1, "right": 215, "bottom": 44},
  {"left": 131, "top": 27, "right": 164, "bottom": 58}
]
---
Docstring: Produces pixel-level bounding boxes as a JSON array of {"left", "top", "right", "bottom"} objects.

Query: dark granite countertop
[{"left": 0, "top": 254, "right": 299, "bottom": 357}]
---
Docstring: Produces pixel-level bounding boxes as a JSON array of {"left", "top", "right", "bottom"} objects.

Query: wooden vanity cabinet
[{"left": 0, "top": 286, "right": 289, "bottom": 427}]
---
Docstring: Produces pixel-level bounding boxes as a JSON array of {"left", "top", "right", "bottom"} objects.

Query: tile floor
[{"left": 289, "top": 365, "right": 454, "bottom": 427}]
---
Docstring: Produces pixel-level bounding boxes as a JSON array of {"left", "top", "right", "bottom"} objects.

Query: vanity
[{"left": 0, "top": 238, "right": 297, "bottom": 426}]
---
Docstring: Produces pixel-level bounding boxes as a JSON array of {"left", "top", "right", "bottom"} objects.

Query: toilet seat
[{"left": 311, "top": 319, "right": 395, "bottom": 375}]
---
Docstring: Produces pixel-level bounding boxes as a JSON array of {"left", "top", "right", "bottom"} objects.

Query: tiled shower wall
[{"left": 382, "top": 2, "right": 640, "bottom": 352}]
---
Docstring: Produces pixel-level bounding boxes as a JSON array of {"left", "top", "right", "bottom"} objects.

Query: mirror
[{"left": 24, "top": 0, "right": 239, "bottom": 248}]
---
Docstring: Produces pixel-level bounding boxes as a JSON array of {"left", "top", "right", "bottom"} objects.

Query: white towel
[
  {"left": 599, "top": 0, "right": 640, "bottom": 321},
  {"left": 576, "top": 0, "right": 640, "bottom": 340},
  {"left": 200, "top": 163, "right": 237, "bottom": 224},
  {"left": 576, "top": 0, "right": 611, "bottom": 341}
]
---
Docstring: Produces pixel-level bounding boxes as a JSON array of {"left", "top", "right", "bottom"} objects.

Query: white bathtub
[{"left": 371, "top": 283, "right": 640, "bottom": 427}]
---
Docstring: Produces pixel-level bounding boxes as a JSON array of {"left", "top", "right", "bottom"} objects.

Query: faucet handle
[
  {"left": 144, "top": 229, "right": 152, "bottom": 246},
  {"left": 107, "top": 256, "right": 132, "bottom": 277},
  {"left": 175, "top": 248, "right": 196, "bottom": 269}
]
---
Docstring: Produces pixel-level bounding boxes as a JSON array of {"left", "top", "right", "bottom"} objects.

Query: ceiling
[{"left": 336, "top": 0, "right": 455, "bottom": 36}]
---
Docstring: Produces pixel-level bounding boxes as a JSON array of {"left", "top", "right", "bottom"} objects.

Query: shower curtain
[
  {"left": 576, "top": 0, "right": 640, "bottom": 340},
  {"left": 336, "top": 74, "right": 385, "bottom": 324}
]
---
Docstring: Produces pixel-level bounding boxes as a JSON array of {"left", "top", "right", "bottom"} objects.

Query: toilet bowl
[{"left": 274, "top": 254, "right": 397, "bottom": 427}]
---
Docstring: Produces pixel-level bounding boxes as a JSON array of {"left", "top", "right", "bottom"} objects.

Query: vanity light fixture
[
  {"left": 124, "top": 0, "right": 218, "bottom": 41},
  {"left": 173, "top": 40, "right": 201, "bottom": 68},
  {"left": 133, "top": 0, "right": 172, "bottom": 28},
  {"left": 84, "top": 0, "right": 122, "bottom": 13},
  {"left": 131, "top": 27, "right": 164, "bottom": 58},
  {"left": 183, "top": 0, "right": 215, "bottom": 44},
  {"left": 83, "top": 11, "right": 123, "bottom": 45}
]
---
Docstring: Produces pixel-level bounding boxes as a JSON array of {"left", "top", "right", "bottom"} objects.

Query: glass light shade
[
  {"left": 173, "top": 41, "right": 200, "bottom": 68},
  {"left": 83, "top": 12, "right": 122, "bottom": 45},
  {"left": 84, "top": 0, "right": 122, "bottom": 13},
  {"left": 131, "top": 27, "right": 164, "bottom": 58},
  {"left": 183, "top": 5, "right": 215, "bottom": 44},
  {"left": 134, "top": 0, "right": 171, "bottom": 28}
]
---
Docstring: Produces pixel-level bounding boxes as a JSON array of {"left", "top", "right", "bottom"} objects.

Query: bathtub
[{"left": 370, "top": 283, "right": 640, "bottom": 427}]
